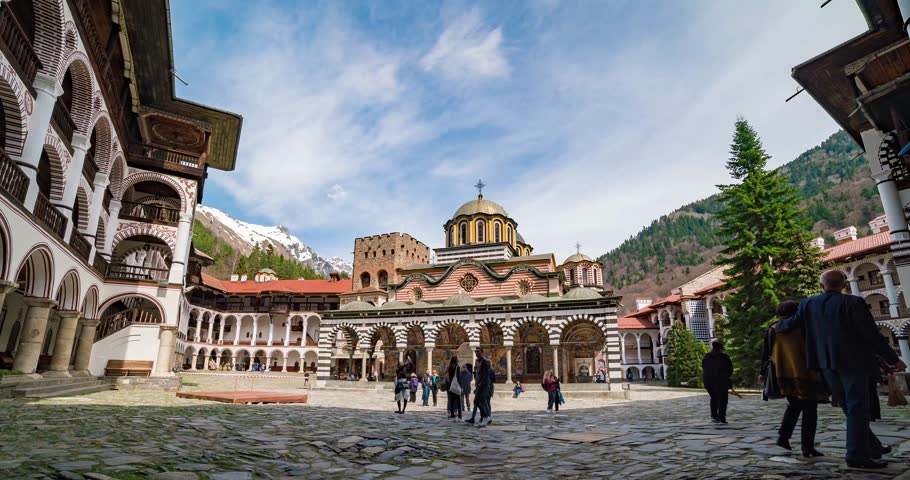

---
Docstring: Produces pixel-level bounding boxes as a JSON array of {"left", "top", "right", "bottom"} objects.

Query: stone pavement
[{"left": 3, "top": 379, "right": 910, "bottom": 479}]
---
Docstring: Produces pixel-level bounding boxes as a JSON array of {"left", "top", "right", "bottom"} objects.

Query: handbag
[
  {"left": 763, "top": 361, "right": 782, "bottom": 400},
  {"left": 449, "top": 377, "right": 463, "bottom": 396}
]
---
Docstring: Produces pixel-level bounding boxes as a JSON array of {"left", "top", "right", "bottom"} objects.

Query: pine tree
[
  {"left": 715, "top": 118, "right": 823, "bottom": 386},
  {"left": 665, "top": 322, "right": 707, "bottom": 388}
]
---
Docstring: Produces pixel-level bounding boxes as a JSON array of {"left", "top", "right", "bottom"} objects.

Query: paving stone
[
  {"left": 148, "top": 474, "right": 200, "bottom": 480},
  {"left": 210, "top": 473, "right": 254, "bottom": 480},
  {"left": 174, "top": 463, "right": 216, "bottom": 472},
  {"left": 365, "top": 464, "right": 399, "bottom": 472}
]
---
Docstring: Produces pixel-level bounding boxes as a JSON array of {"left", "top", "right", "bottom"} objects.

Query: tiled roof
[
  {"left": 693, "top": 280, "right": 728, "bottom": 296},
  {"left": 649, "top": 294, "right": 681, "bottom": 308},
  {"left": 823, "top": 231, "right": 890, "bottom": 262},
  {"left": 618, "top": 316, "right": 657, "bottom": 329},
  {"left": 201, "top": 272, "right": 353, "bottom": 295}
]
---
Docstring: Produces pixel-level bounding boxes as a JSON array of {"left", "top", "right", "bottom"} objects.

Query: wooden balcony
[
  {"left": 0, "top": 5, "right": 41, "bottom": 87},
  {"left": 52, "top": 98, "right": 76, "bottom": 146},
  {"left": 107, "top": 262, "right": 170, "bottom": 282},
  {"left": 69, "top": 230, "right": 91, "bottom": 262},
  {"left": 128, "top": 144, "right": 205, "bottom": 177},
  {"left": 0, "top": 147, "right": 28, "bottom": 204},
  {"left": 34, "top": 192, "right": 67, "bottom": 239},
  {"left": 82, "top": 152, "right": 98, "bottom": 184},
  {"left": 92, "top": 253, "right": 109, "bottom": 276},
  {"left": 119, "top": 201, "right": 180, "bottom": 225}
]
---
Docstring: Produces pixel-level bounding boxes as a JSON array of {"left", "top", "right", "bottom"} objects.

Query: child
[
  {"left": 513, "top": 381, "right": 524, "bottom": 398},
  {"left": 395, "top": 371, "right": 409, "bottom": 414}
]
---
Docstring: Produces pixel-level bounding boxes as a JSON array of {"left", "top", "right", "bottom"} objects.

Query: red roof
[
  {"left": 618, "top": 315, "right": 657, "bottom": 329},
  {"left": 693, "top": 280, "right": 728, "bottom": 296},
  {"left": 823, "top": 231, "right": 890, "bottom": 262},
  {"left": 649, "top": 294, "right": 680, "bottom": 309},
  {"left": 201, "top": 272, "right": 353, "bottom": 295}
]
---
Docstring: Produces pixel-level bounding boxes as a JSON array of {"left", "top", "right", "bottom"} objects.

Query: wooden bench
[{"left": 105, "top": 360, "right": 154, "bottom": 377}]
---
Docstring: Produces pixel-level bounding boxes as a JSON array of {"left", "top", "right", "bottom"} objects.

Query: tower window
[
  {"left": 494, "top": 221, "right": 502, "bottom": 243},
  {"left": 476, "top": 220, "right": 486, "bottom": 243},
  {"left": 459, "top": 222, "right": 468, "bottom": 245}
]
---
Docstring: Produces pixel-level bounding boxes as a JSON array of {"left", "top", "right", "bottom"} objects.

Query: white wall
[{"left": 88, "top": 324, "right": 161, "bottom": 376}]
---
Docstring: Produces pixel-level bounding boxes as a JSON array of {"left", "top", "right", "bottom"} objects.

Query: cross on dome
[
  {"left": 475, "top": 179, "right": 486, "bottom": 198},
  {"left": 576, "top": 241, "right": 582, "bottom": 254}
]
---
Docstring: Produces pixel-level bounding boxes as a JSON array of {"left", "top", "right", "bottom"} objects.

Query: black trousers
[
  {"left": 779, "top": 396, "right": 817, "bottom": 448},
  {"left": 706, "top": 384, "right": 728, "bottom": 421}
]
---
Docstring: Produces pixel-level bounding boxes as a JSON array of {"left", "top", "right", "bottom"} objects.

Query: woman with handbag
[
  {"left": 542, "top": 370, "right": 559, "bottom": 413},
  {"left": 760, "top": 300, "right": 828, "bottom": 457},
  {"left": 445, "top": 356, "right": 463, "bottom": 421}
]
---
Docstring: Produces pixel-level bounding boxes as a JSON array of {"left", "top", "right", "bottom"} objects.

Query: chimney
[
  {"left": 833, "top": 226, "right": 857, "bottom": 245},
  {"left": 810, "top": 237, "right": 825, "bottom": 249},
  {"left": 240, "top": 274, "right": 248, "bottom": 282},
  {"left": 230, "top": 274, "right": 239, "bottom": 282},
  {"left": 869, "top": 215, "right": 889, "bottom": 234},
  {"left": 330, "top": 272, "right": 341, "bottom": 282},
  {"left": 635, "top": 298, "right": 653, "bottom": 312}
]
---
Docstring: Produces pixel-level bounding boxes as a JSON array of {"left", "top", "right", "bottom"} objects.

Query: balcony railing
[
  {"left": 82, "top": 152, "right": 98, "bottom": 184},
  {"left": 95, "top": 307, "right": 162, "bottom": 342},
  {"left": 107, "top": 262, "right": 170, "bottom": 282},
  {"left": 52, "top": 98, "right": 76, "bottom": 144},
  {"left": 128, "top": 144, "right": 204, "bottom": 173},
  {"left": 92, "top": 253, "right": 109, "bottom": 275},
  {"left": 0, "top": 5, "right": 41, "bottom": 86},
  {"left": 0, "top": 148, "right": 28, "bottom": 203},
  {"left": 34, "top": 192, "right": 67, "bottom": 238},
  {"left": 69, "top": 230, "right": 91, "bottom": 261},
  {"left": 119, "top": 201, "right": 180, "bottom": 225}
]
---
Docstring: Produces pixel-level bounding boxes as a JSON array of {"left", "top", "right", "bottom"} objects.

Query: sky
[{"left": 169, "top": 0, "right": 868, "bottom": 264}]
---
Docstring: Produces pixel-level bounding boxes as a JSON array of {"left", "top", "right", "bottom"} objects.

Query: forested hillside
[{"left": 600, "top": 131, "right": 881, "bottom": 309}]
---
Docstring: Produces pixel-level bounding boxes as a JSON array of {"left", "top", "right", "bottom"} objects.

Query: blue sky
[{"left": 169, "top": 0, "right": 868, "bottom": 263}]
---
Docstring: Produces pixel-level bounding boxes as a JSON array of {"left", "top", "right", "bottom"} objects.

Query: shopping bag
[{"left": 888, "top": 374, "right": 907, "bottom": 407}]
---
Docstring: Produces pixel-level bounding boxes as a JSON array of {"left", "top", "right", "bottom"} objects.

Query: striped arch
[
  {"left": 62, "top": 21, "right": 76, "bottom": 56},
  {"left": 559, "top": 314, "right": 609, "bottom": 346},
  {"left": 74, "top": 183, "right": 91, "bottom": 232},
  {"left": 366, "top": 322, "right": 397, "bottom": 350},
  {"left": 402, "top": 321, "right": 426, "bottom": 346},
  {"left": 117, "top": 172, "right": 188, "bottom": 212},
  {"left": 0, "top": 63, "right": 28, "bottom": 156},
  {"left": 111, "top": 224, "right": 177, "bottom": 252},
  {"left": 109, "top": 155, "right": 126, "bottom": 197},
  {"left": 54, "top": 268, "right": 80, "bottom": 310},
  {"left": 81, "top": 284, "right": 99, "bottom": 319},
  {"left": 0, "top": 208, "right": 10, "bottom": 280},
  {"left": 328, "top": 323, "right": 360, "bottom": 350},
  {"left": 898, "top": 319, "right": 910, "bottom": 338},
  {"left": 15, "top": 244, "right": 54, "bottom": 298},
  {"left": 33, "top": 0, "right": 66, "bottom": 76},
  {"left": 97, "top": 293, "right": 166, "bottom": 322},
  {"left": 89, "top": 111, "right": 115, "bottom": 174},
  {"left": 94, "top": 216, "right": 106, "bottom": 250},
  {"left": 507, "top": 316, "right": 558, "bottom": 344},
  {"left": 56, "top": 52, "right": 95, "bottom": 134},
  {"left": 43, "top": 133, "right": 71, "bottom": 202},
  {"left": 477, "top": 317, "right": 507, "bottom": 345},
  {"left": 878, "top": 321, "right": 899, "bottom": 336},
  {"left": 429, "top": 319, "right": 468, "bottom": 345}
]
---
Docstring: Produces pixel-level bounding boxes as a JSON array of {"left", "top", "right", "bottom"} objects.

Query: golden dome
[
  {"left": 563, "top": 253, "right": 594, "bottom": 264},
  {"left": 453, "top": 195, "right": 509, "bottom": 218}
]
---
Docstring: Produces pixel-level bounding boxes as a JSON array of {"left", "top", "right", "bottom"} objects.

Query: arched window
[
  {"left": 525, "top": 248, "right": 531, "bottom": 256},
  {"left": 476, "top": 220, "right": 486, "bottom": 243},
  {"left": 449, "top": 226, "right": 455, "bottom": 247},
  {"left": 360, "top": 272, "right": 371, "bottom": 289},
  {"left": 459, "top": 222, "right": 468, "bottom": 245},
  {"left": 378, "top": 270, "right": 389, "bottom": 288},
  {"left": 494, "top": 221, "right": 502, "bottom": 243},
  {"left": 569, "top": 268, "right": 576, "bottom": 285},
  {"left": 582, "top": 268, "right": 589, "bottom": 285},
  {"left": 506, "top": 225, "right": 513, "bottom": 245}
]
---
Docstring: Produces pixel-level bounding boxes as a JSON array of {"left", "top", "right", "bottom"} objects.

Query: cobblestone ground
[{"left": 3, "top": 375, "right": 910, "bottom": 480}]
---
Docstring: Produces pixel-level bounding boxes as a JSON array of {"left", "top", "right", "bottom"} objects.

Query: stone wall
[{"left": 352, "top": 233, "right": 430, "bottom": 290}]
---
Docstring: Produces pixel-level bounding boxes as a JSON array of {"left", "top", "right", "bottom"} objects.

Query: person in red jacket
[{"left": 542, "top": 370, "right": 560, "bottom": 413}]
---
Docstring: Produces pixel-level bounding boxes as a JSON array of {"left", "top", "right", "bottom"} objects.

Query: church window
[
  {"left": 494, "top": 222, "right": 502, "bottom": 243},
  {"left": 412, "top": 287, "right": 423, "bottom": 301},
  {"left": 525, "top": 248, "right": 531, "bottom": 256},
  {"left": 582, "top": 268, "right": 589, "bottom": 285},
  {"left": 569, "top": 268, "right": 576, "bottom": 284},
  {"left": 378, "top": 270, "right": 389, "bottom": 288},
  {"left": 448, "top": 227, "right": 455, "bottom": 247},
  {"left": 459, "top": 222, "right": 468, "bottom": 245},
  {"left": 360, "top": 272, "right": 371, "bottom": 289},
  {"left": 507, "top": 225, "right": 513, "bottom": 244},
  {"left": 476, "top": 220, "right": 486, "bottom": 243},
  {"left": 460, "top": 273, "right": 479, "bottom": 292}
]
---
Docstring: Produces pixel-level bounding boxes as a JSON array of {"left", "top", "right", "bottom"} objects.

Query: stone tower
[{"left": 352, "top": 233, "right": 430, "bottom": 290}]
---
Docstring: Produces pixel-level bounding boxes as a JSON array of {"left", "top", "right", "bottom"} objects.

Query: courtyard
[{"left": 1, "top": 376, "right": 910, "bottom": 479}]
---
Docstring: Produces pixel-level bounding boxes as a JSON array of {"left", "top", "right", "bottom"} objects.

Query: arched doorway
[
  {"left": 435, "top": 323, "right": 469, "bottom": 372},
  {"left": 110, "top": 235, "right": 172, "bottom": 281},
  {"left": 369, "top": 325, "right": 397, "bottom": 380},
  {"left": 561, "top": 320, "right": 605, "bottom": 383},
  {"left": 480, "top": 321, "right": 505, "bottom": 382},
  {"left": 95, "top": 296, "right": 163, "bottom": 342},
  {"left": 514, "top": 321, "right": 550, "bottom": 381}
]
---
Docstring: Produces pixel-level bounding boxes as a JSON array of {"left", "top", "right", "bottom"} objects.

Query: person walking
[
  {"left": 445, "top": 356, "right": 463, "bottom": 421},
  {"left": 409, "top": 373, "right": 419, "bottom": 403},
  {"left": 459, "top": 363, "right": 474, "bottom": 413},
  {"left": 776, "top": 270, "right": 906, "bottom": 469},
  {"left": 421, "top": 371, "right": 432, "bottom": 406},
  {"left": 543, "top": 370, "right": 560, "bottom": 413},
  {"left": 702, "top": 341, "right": 733, "bottom": 424},
  {"left": 394, "top": 370, "right": 409, "bottom": 414},
  {"left": 473, "top": 348, "right": 495, "bottom": 426},
  {"left": 431, "top": 369, "right": 439, "bottom": 406},
  {"left": 761, "top": 300, "right": 828, "bottom": 457}
]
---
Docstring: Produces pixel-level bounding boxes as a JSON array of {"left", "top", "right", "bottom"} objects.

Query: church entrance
[{"left": 525, "top": 346, "right": 542, "bottom": 375}]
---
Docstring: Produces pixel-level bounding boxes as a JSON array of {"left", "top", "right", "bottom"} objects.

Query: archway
[
  {"left": 434, "top": 323, "right": 469, "bottom": 372},
  {"left": 514, "top": 321, "right": 550, "bottom": 381},
  {"left": 15, "top": 245, "right": 54, "bottom": 298},
  {"left": 479, "top": 321, "right": 505, "bottom": 381},
  {"left": 54, "top": 269, "right": 79, "bottom": 311},
  {"left": 196, "top": 347, "right": 208, "bottom": 370},
  {"left": 252, "top": 349, "right": 267, "bottom": 371},
  {"left": 235, "top": 349, "right": 251, "bottom": 371},
  {"left": 304, "top": 350, "right": 318, "bottom": 372},
  {"left": 119, "top": 180, "right": 182, "bottom": 224},
  {"left": 95, "top": 295, "right": 163, "bottom": 342},
  {"left": 369, "top": 325, "right": 397, "bottom": 380},
  {"left": 110, "top": 235, "right": 172, "bottom": 281},
  {"left": 182, "top": 346, "right": 195, "bottom": 369},
  {"left": 287, "top": 350, "right": 302, "bottom": 372}
]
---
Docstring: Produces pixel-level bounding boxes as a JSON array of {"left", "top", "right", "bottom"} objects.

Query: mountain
[
  {"left": 194, "top": 205, "right": 353, "bottom": 279},
  {"left": 600, "top": 130, "right": 881, "bottom": 312}
]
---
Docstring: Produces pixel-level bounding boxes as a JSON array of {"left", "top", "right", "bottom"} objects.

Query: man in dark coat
[
  {"left": 458, "top": 363, "right": 474, "bottom": 412},
  {"left": 702, "top": 341, "right": 733, "bottom": 424},
  {"left": 473, "top": 348, "right": 494, "bottom": 427},
  {"left": 776, "top": 270, "right": 906, "bottom": 469}
]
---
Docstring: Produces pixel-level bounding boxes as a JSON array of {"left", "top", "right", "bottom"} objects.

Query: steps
[{"left": 11, "top": 377, "right": 113, "bottom": 399}]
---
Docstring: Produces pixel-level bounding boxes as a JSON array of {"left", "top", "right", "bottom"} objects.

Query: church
[{"left": 317, "top": 186, "right": 624, "bottom": 386}]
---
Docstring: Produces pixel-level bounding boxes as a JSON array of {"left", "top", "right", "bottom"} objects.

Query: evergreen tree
[
  {"left": 665, "top": 322, "right": 707, "bottom": 388},
  {"left": 714, "top": 118, "right": 823, "bottom": 386}
]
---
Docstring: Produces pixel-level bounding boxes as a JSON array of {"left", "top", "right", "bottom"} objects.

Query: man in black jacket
[
  {"left": 473, "top": 348, "right": 494, "bottom": 427},
  {"left": 702, "top": 340, "right": 733, "bottom": 424},
  {"left": 777, "top": 270, "right": 906, "bottom": 469}
]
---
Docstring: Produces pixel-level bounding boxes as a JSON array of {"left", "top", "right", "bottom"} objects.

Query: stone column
[
  {"left": 206, "top": 318, "right": 214, "bottom": 344},
  {"left": 302, "top": 317, "right": 309, "bottom": 345},
  {"left": 190, "top": 354, "right": 198, "bottom": 371},
  {"left": 899, "top": 337, "right": 910, "bottom": 366},
  {"left": 870, "top": 165, "right": 910, "bottom": 306},
  {"left": 230, "top": 356, "right": 237, "bottom": 370},
  {"left": 57, "top": 133, "right": 90, "bottom": 242},
  {"left": 848, "top": 276, "right": 861, "bottom": 297},
  {"left": 552, "top": 345, "right": 560, "bottom": 380},
  {"left": 44, "top": 310, "right": 81, "bottom": 377},
  {"left": 426, "top": 347, "right": 434, "bottom": 374},
  {"left": 267, "top": 317, "right": 274, "bottom": 346},
  {"left": 505, "top": 347, "right": 513, "bottom": 385},
  {"left": 218, "top": 319, "right": 226, "bottom": 345},
  {"left": 398, "top": 348, "right": 405, "bottom": 364},
  {"left": 636, "top": 335, "right": 642, "bottom": 364},
  {"left": 155, "top": 325, "right": 178, "bottom": 375},
  {"left": 72, "top": 318, "right": 100, "bottom": 376},
  {"left": 100, "top": 199, "right": 121, "bottom": 260},
  {"left": 12, "top": 297, "right": 58, "bottom": 374},
  {"left": 282, "top": 355, "right": 288, "bottom": 372},
  {"left": 234, "top": 318, "right": 241, "bottom": 345},
  {"left": 19, "top": 73, "right": 63, "bottom": 210},
  {"left": 284, "top": 319, "right": 292, "bottom": 347},
  {"left": 0, "top": 280, "right": 18, "bottom": 312},
  {"left": 360, "top": 349, "right": 368, "bottom": 381},
  {"left": 619, "top": 335, "right": 626, "bottom": 363},
  {"left": 168, "top": 212, "right": 193, "bottom": 284},
  {"left": 882, "top": 269, "right": 901, "bottom": 317},
  {"left": 84, "top": 172, "right": 109, "bottom": 242},
  {"left": 250, "top": 317, "right": 258, "bottom": 346}
]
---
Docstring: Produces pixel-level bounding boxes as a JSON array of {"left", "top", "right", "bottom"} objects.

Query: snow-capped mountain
[{"left": 195, "top": 205, "right": 353, "bottom": 277}]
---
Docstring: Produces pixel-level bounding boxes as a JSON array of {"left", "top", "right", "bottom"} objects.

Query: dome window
[{"left": 476, "top": 220, "right": 486, "bottom": 243}]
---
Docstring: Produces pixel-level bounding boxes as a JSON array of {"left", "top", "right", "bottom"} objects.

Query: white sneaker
[{"left": 479, "top": 417, "right": 491, "bottom": 427}]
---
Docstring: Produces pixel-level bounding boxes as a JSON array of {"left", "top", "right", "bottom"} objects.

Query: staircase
[{"left": 11, "top": 377, "right": 113, "bottom": 399}]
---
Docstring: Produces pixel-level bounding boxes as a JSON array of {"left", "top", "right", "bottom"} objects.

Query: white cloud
[
  {"left": 420, "top": 8, "right": 510, "bottom": 81},
  {"left": 327, "top": 184, "right": 347, "bottom": 201}
]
